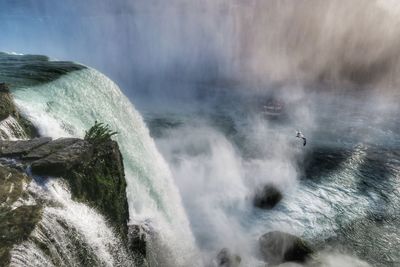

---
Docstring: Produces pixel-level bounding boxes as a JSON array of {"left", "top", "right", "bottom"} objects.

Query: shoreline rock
[{"left": 259, "top": 231, "right": 314, "bottom": 265}]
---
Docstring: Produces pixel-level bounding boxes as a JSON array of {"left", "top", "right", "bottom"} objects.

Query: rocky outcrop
[
  {"left": 63, "top": 140, "right": 129, "bottom": 239},
  {"left": 30, "top": 139, "right": 92, "bottom": 177},
  {"left": 0, "top": 137, "right": 130, "bottom": 241},
  {"left": 253, "top": 184, "right": 283, "bottom": 209},
  {"left": 0, "top": 137, "right": 51, "bottom": 157},
  {"left": 259, "top": 231, "right": 314, "bottom": 265},
  {"left": 0, "top": 165, "right": 42, "bottom": 265},
  {"left": 0, "top": 81, "right": 134, "bottom": 265},
  {"left": 0, "top": 83, "right": 38, "bottom": 138},
  {"left": 24, "top": 137, "right": 80, "bottom": 160}
]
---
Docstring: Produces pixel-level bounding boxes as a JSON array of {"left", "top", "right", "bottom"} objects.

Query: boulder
[
  {"left": 30, "top": 140, "right": 93, "bottom": 177},
  {"left": 0, "top": 137, "right": 51, "bottom": 158},
  {"left": 215, "top": 248, "right": 241, "bottom": 267},
  {"left": 128, "top": 224, "right": 148, "bottom": 264},
  {"left": 253, "top": 184, "right": 283, "bottom": 209},
  {"left": 23, "top": 137, "right": 81, "bottom": 160},
  {"left": 259, "top": 231, "right": 314, "bottom": 265}
]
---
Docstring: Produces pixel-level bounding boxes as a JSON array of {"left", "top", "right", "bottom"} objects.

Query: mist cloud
[{"left": 1, "top": 0, "right": 400, "bottom": 96}]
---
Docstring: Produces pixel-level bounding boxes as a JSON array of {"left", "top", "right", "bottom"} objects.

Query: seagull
[{"left": 296, "top": 130, "right": 307, "bottom": 146}]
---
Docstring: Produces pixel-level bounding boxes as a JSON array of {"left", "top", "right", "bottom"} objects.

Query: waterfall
[
  {"left": 0, "top": 116, "right": 28, "bottom": 140},
  {"left": 11, "top": 67, "right": 200, "bottom": 266},
  {"left": 10, "top": 180, "right": 134, "bottom": 267}
]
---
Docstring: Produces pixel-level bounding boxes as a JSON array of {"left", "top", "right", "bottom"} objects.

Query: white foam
[{"left": 10, "top": 179, "right": 133, "bottom": 267}]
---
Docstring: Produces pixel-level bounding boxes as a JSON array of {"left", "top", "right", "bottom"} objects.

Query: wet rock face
[
  {"left": 0, "top": 137, "right": 130, "bottom": 241},
  {"left": 0, "top": 83, "right": 16, "bottom": 121},
  {"left": 30, "top": 139, "right": 93, "bottom": 177},
  {"left": 0, "top": 165, "right": 42, "bottom": 265},
  {"left": 215, "top": 248, "right": 241, "bottom": 267},
  {"left": 0, "top": 138, "right": 52, "bottom": 157},
  {"left": 253, "top": 184, "right": 283, "bottom": 209},
  {"left": 259, "top": 231, "right": 314, "bottom": 265},
  {"left": 65, "top": 140, "right": 129, "bottom": 239},
  {"left": 23, "top": 137, "right": 81, "bottom": 160},
  {"left": 0, "top": 83, "right": 38, "bottom": 138},
  {"left": 128, "top": 224, "right": 148, "bottom": 264}
]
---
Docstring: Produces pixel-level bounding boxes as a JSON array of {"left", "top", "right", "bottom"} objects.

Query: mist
[{"left": 1, "top": 0, "right": 400, "bottom": 98}]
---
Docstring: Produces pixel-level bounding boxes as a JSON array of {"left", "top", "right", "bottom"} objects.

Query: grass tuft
[{"left": 84, "top": 121, "right": 117, "bottom": 144}]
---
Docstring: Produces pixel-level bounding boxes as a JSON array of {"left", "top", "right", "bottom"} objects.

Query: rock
[
  {"left": 30, "top": 140, "right": 93, "bottom": 177},
  {"left": 0, "top": 165, "right": 30, "bottom": 205},
  {"left": 15, "top": 116, "right": 39, "bottom": 139},
  {"left": 0, "top": 205, "right": 43, "bottom": 265},
  {"left": 0, "top": 137, "right": 52, "bottom": 157},
  {"left": 0, "top": 82, "right": 38, "bottom": 138},
  {"left": 59, "top": 140, "right": 129, "bottom": 239},
  {"left": 0, "top": 83, "right": 16, "bottom": 121},
  {"left": 128, "top": 224, "right": 148, "bottom": 263},
  {"left": 0, "top": 164, "right": 42, "bottom": 265},
  {"left": 259, "top": 231, "right": 314, "bottom": 265},
  {"left": 215, "top": 248, "right": 241, "bottom": 267},
  {"left": 0, "top": 136, "right": 130, "bottom": 257},
  {"left": 23, "top": 137, "right": 81, "bottom": 160},
  {"left": 253, "top": 184, "right": 283, "bottom": 209}
]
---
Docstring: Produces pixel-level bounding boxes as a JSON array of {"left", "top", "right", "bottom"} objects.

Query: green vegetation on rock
[
  {"left": 67, "top": 140, "right": 129, "bottom": 240},
  {"left": 84, "top": 121, "right": 117, "bottom": 145}
]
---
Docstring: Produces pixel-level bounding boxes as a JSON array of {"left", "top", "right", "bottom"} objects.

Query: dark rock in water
[
  {"left": 215, "top": 248, "right": 241, "bottom": 267},
  {"left": 259, "top": 231, "right": 314, "bottom": 265},
  {"left": 128, "top": 224, "right": 149, "bottom": 264},
  {"left": 0, "top": 137, "right": 52, "bottom": 157},
  {"left": 31, "top": 140, "right": 93, "bottom": 177},
  {"left": 0, "top": 83, "right": 9, "bottom": 93},
  {"left": 253, "top": 184, "right": 283, "bottom": 209},
  {"left": 24, "top": 137, "right": 81, "bottom": 160}
]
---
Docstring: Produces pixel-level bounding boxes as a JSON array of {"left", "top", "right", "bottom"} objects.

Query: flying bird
[{"left": 296, "top": 130, "right": 306, "bottom": 146}]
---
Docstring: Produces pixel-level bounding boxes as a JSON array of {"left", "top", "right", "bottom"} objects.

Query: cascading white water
[
  {"left": 11, "top": 67, "right": 200, "bottom": 266},
  {"left": 0, "top": 116, "right": 28, "bottom": 140},
  {"left": 10, "top": 179, "right": 134, "bottom": 267}
]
